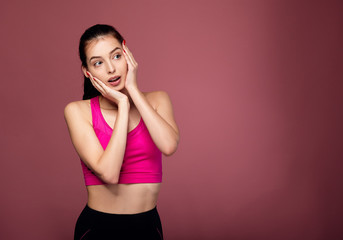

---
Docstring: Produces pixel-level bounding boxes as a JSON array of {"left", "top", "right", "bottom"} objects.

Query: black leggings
[{"left": 74, "top": 204, "right": 163, "bottom": 240}]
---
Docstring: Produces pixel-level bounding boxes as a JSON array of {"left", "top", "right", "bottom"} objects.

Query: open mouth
[
  {"left": 108, "top": 76, "right": 121, "bottom": 86},
  {"left": 108, "top": 76, "right": 120, "bottom": 82}
]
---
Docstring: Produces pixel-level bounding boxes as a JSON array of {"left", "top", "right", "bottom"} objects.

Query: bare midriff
[{"left": 86, "top": 183, "right": 161, "bottom": 214}]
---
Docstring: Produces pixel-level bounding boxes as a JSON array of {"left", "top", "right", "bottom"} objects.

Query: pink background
[{"left": 1, "top": 0, "right": 342, "bottom": 239}]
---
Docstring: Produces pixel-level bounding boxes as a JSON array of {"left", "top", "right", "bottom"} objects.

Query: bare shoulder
[
  {"left": 143, "top": 90, "right": 171, "bottom": 110},
  {"left": 143, "top": 90, "right": 178, "bottom": 136},
  {"left": 64, "top": 99, "right": 91, "bottom": 124}
]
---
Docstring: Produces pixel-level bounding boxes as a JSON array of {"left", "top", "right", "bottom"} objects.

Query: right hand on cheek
[{"left": 86, "top": 71, "right": 129, "bottom": 108}]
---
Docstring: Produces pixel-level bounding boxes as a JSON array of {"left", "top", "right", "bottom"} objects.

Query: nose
[{"left": 106, "top": 61, "right": 115, "bottom": 74}]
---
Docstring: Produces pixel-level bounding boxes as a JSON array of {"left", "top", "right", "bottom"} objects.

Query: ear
[{"left": 81, "top": 65, "right": 89, "bottom": 78}]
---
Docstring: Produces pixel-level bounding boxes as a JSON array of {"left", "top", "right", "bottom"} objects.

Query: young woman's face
[{"left": 83, "top": 35, "right": 127, "bottom": 91}]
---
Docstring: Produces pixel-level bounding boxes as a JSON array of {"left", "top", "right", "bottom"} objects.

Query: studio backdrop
[{"left": 1, "top": 0, "right": 342, "bottom": 239}]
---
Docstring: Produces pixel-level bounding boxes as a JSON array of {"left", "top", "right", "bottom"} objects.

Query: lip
[
  {"left": 108, "top": 76, "right": 121, "bottom": 86},
  {"left": 108, "top": 75, "right": 120, "bottom": 82}
]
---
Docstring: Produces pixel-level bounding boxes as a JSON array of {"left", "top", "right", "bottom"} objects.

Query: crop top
[{"left": 80, "top": 96, "right": 162, "bottom": 185}]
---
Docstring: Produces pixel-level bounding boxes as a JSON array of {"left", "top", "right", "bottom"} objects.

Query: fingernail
[
  {"left": 86, "top": 72, "right": 90, "bottom": 76},
  {"left": 122, "top": 40, "right": 126, "bottom": 53}
]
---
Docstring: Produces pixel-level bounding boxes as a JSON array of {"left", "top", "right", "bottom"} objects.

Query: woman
[{"left": 64, "top": 24, "right": 179, "bottom": 240}]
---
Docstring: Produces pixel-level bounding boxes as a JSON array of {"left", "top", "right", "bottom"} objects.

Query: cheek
[
  {"left": 93, "top": 72, "right": 107, "bottom": 83},
  {"left": 120, "top": 62, "right": 128, "bottom": 73}
]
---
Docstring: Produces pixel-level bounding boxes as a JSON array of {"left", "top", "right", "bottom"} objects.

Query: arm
[
  {"left": 122, "top": 42, "right": 179, "bottom": 156},
  {"left": 64, "top": 72, "right": 130, "bottom": 184},
  {"left": 128, "top": 88, "right": 179, "bottom": 156}
]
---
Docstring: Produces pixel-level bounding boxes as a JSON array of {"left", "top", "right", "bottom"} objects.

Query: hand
[
  {"left": 122, "top": 41, "right": 138, "bottom": 90},
  {"left": 86, "top": 71, "right": 129, "bottom": 108}
]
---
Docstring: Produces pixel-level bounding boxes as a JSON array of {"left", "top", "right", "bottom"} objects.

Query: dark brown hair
[{"left": 79, "top": 24, "right": 124, "bottom": 100}]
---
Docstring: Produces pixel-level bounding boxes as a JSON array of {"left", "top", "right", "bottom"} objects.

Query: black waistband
[{"left": 85, "top": 204, "right": 157, "bottom": 216}]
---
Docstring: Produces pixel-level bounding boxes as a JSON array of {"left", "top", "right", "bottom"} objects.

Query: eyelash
[
  {"left": 113, "top": 54, "right": 121, "bottom": 60},
  {"left": 93, "top": 54, "right": 121, "bottom": 67}
]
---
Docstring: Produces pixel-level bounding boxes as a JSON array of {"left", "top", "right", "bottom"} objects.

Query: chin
[
  {"left": 107, "top": 78, "right": 125, "bottom": 90},
  {"left": 116, "top": 83, "right": 126, "bottom": 91}
]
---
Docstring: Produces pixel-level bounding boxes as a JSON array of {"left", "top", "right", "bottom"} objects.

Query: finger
[
  {"left": 123, "top": 50, "right": 137, "bottom": 72},
  {"left": 122, "top": 42, "right": 137, "bottom": 66},
  {"left": 90, "top": 73, "right": 121, "bottom": 97},
  {"left": 87, "top": 71, "right": 105, "bottom": 93},
  {"left": 94, "top": 77, "right": 111, "bottom": 95},
  {"left": 87, "top": 72, "right": 126, "bottom": 103},
  {"left": 94, "top": 77, "right": 124, "bottom": 100},
  {"left": 87, "top": 71, "right": 100, "bottom": 89},
  {"left": 122, "top": 50, "right": 135, "bottom": 71},
  {"left": 122, "top": 50, "right": 134, "bottom": 69},
  {"left": 93, "top": 77, "right": 109, "bottom": 92},
  {"left": 125, "top": 46, "right": 137, "bottom": 66},
  {"left": 92, "top": 77, "right": 104, "bottom": 91},
  {"left": 122, "top": 40, "right": 127, "bottom": 54}
]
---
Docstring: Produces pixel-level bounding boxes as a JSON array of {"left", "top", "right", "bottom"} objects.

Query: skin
[{"left": 64, "top": 35, "right": 179, "bottom": 214}]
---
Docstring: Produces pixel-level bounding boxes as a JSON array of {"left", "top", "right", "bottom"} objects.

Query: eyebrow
[{"left": 89, "top": 47, "right": 121, "bottom": 62}]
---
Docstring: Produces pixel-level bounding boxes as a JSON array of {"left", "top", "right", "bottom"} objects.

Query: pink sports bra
[{"left": 80, "top": 96, "right": 162, "bottom": 185}]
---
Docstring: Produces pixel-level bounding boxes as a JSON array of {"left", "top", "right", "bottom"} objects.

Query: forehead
[{"left": 85, "top": 35, "right": 121, "bottom": 58}]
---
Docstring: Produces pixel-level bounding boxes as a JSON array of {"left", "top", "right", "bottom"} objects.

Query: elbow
[
  {"left": 161, "top": 127, "right": 180, "bottom": 156},
  {"left": 162, "top": 140, "right": 179, "bottom": 156},
  {"left": 107, "top": 177, "right": 119, "bottom": 185},
  {"left": 102, "top": 172, "right": 119, "bottom": 185}
]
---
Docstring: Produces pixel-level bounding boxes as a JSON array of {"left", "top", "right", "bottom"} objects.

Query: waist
[{"left": 86, "top": 183, "right": 161, "bottom": 214}]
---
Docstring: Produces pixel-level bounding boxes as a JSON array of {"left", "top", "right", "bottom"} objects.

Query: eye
[
  {"left": 113, "top": 54, "right": 121, "bottom": 60},
  {"left": 94, "top": 61, "right": 102, "bottom": 67}
]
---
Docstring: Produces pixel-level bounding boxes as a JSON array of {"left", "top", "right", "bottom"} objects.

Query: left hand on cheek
[{"left": 122, "top": 41, "right": 138, "bottom": 90}]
